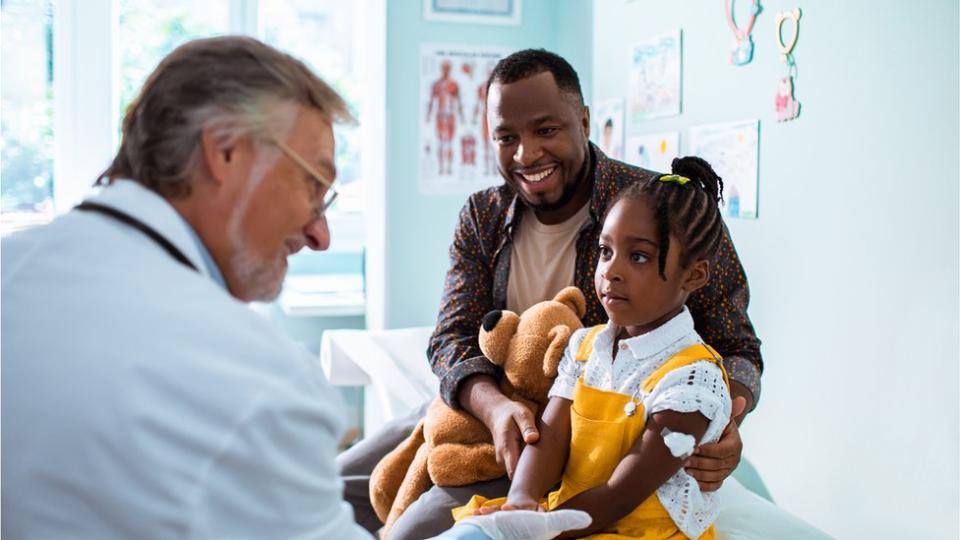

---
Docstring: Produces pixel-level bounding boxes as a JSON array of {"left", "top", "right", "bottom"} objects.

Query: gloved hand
[{"left": 459, "top": 509, "right": 592, "bottom": 540}]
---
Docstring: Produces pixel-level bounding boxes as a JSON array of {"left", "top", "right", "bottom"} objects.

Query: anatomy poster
[
  {"left": 419, "top": 43, "right": 510, "bottom": 194},
  {"left": 592, "top": 98, "right": 624, "bottom": 160},
  {"left": 628, "top": 30, "right": 682, "bottom": 124},
  {"left": 689, "top": 120, "right": 759, "bottom": 219},
  {"left": 624, "top": 131, "right": 679, "bottom": 174}
]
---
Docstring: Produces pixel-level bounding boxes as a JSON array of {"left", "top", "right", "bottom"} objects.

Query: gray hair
[{"left": 100, "top": 36, "right": 355, "bottom": 198}]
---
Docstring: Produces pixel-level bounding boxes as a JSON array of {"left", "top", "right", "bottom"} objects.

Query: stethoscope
[{"left": 75, "top": 201, "right": 199, "bottom": 273}]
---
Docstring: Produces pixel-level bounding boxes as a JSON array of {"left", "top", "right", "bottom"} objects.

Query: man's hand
[
  {"left": 458, "top": 375, "right": 539, "bottom": 480},
  {"left": 488, "top": 399, "right": 539, "bottom": 479},
  {"left": 684, "top": 396, "right": 746, "bottom": 492}
]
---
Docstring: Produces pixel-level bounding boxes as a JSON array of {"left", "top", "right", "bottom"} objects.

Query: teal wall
[
  {"left": 592, "top": 1, "right": 959, "bottom": 537},
  {"left": 384, "top": 0, "right": 593, "bottom": 329}
]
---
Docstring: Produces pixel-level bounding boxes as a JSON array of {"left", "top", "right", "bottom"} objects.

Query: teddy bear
[{"left": 369, "top": 286, "right": 586, "bottom": 538}]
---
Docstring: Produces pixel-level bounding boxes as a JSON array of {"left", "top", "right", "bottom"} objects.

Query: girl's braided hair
[{"left": 611, "top": 156, "right": 726, "bottom": 280}]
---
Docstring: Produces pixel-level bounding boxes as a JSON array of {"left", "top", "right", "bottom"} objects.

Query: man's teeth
[{"left": 521, "top": 167, "right": 555, "bottom": 183}]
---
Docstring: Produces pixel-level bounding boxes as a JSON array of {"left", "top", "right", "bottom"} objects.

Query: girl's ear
[{"left": 682, "top": 259, "right": 710, "bottom": 294}]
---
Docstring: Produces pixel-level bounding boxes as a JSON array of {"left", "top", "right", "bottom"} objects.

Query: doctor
[{"left": 1, "top": 36, "right": 587, "bottom": 540}]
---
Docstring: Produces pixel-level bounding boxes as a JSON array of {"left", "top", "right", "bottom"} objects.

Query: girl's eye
[
  {"left": 598, "top": 246, "right": 612, "bottom": 259},
  {"left": 631, "top": 252, "right": 649, "bottom": 263}
]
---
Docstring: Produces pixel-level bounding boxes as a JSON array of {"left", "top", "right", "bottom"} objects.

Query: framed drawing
[
  {"left": 689, "top": 119, "right": 760, "bottom": 219},
  {"left": 593, "top": 98, "right": 625, "bottom": 161},
  {"left": 628, "top": 30, "right": 682, "bottom": 124},
  {"left": 423, "top": 0, "right": 521, "bottom": 26},
  {"left": 624, "top": 131, "right": 680, "bottom": 174}
]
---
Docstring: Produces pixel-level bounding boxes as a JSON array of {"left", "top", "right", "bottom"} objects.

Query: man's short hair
[
  {"left": 486, "top": 48, "right": 584, "bottom": 106},
  {"left": 101, "top": 36, "right": 355, "bottom": 198}
]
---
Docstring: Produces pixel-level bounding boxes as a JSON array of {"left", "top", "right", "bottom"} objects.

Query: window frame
[
  {"left": 7, "top": 0, "right": 385, "bottom": 322},
  {"left": 43, "top": 0, "right": 380, "bottom": 257}
]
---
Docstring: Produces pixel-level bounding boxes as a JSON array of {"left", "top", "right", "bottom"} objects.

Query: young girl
[{"left": 455, "top": 156, "right": 733, "bottom": 539}]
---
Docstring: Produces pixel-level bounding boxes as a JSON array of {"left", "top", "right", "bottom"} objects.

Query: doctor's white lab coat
[{"left": 1, "top": 180, "right": 372, "bottom": 539}]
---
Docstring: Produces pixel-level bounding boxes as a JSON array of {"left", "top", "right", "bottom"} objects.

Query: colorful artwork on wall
[
  {"left": 624, "top": 131, "right": 679, "bottom": 174},
  {"left": 593, "top": 98, "right": 625, "bottom": 160},
  {"left": 628, "top": 30, "right": 682, "bottom": 124},
  {"left": 689, "top": 120, "right": 760, "bottom": 219}
]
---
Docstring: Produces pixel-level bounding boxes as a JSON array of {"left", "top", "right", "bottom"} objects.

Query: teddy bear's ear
[
  {"left": 543, "top": 325, "right": 573, "bottom": 378},
  {"left": 479, "top": 310, "right": 519, "bottom": 366},
  {"left": 553, "top": 287, "right": 586, "bottom": 319}
]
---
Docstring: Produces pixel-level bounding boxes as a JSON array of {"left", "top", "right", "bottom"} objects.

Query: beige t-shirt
[{"left": 506, "top": 202, "right": 592, "bottom": 314}]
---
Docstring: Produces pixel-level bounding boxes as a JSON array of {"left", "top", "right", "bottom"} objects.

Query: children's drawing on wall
[
  {"left": 689, "top": 120, "right": 759, "bottom": 219},
  {"left": 592, "top": 98, "right": 624, "bottom": 160},
  {"left": 624, "top": 131, "right": 679, "bottom": 174},
  {"left": 419, "top": 43, "right": 510, "bottom": 194},
  {"left": 628, "top": 30, "right": 682, "bottom": 124}
]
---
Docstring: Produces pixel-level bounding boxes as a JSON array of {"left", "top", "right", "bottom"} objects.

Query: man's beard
[
  {"left": 513, "top": 151, "right": 592, "bottom": 214},
  {"left": 525, "top": 177, "right": 581, "bottom": 213},
  {"left": 229, "top": 243, "right": 286, "bottom": 302}
]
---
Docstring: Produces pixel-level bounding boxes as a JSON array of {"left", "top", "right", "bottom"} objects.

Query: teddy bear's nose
[{"left": 482, "top": 310, "right": 502, "bottom": 331}]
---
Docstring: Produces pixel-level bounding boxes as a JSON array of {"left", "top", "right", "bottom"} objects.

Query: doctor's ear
[{"left": 200, "top": 126, "right": 246, "bottom": 185}]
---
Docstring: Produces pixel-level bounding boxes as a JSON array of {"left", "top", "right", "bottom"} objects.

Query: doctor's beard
[
  {"left": 229, "top": 244, "right": 286, "bottom": 302},
  {"left": 226, "top": 143, "right": 287, "bottom": 303}
]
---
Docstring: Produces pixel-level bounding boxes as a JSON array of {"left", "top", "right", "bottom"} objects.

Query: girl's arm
[
  {"left": 553, "top": 410, "right": 709, "bottom": 539},
  {"left": 500, "top": 396, "right": 573, "bottom": 510}
]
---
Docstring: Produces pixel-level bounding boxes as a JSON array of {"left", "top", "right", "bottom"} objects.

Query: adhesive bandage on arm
[{"left": 660, "top": 428, "right": 697, "bottom": 460}]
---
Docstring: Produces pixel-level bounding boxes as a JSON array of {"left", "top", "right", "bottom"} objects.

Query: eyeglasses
[{"left": 270, "top": 138, "right": 338, "bottom": 218}]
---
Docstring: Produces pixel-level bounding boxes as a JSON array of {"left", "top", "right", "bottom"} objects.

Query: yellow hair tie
[{"left": 659, "top": 174, "right": 691, "bottom": 186}]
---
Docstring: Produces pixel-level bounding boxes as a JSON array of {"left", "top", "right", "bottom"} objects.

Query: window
[
  {"left": 1, "top": 0, "right": 374, "bottom": 258},
  {"left": 1, "top": 0, "right": 55, "bottom": 234},
  {"left": 260, "top": 0, "right": 366, "bottom": 252},
  {"left": 117, "top": 1, "right": 229, "bottom": 128}
]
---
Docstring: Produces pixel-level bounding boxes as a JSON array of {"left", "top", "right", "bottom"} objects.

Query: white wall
[{"left": 592, "top": 1, "right": 959, "bottom": 537}]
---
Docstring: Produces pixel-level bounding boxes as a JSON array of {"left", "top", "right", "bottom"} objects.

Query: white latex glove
[{"left": 459, "top": 509, "right": 592, "bottom": 540}]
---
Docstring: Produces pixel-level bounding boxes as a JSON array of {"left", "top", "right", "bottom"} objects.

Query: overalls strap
[
  {"left": 575, "top": 324, "right": 606, "bottom": 362},
  {"left": 641, "top": 343, "right": 730, "bottom": 393}
]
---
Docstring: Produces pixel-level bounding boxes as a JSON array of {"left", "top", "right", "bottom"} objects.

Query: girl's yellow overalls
[{"left": 454, "top": 324, "right": 729, "bottom": 539}]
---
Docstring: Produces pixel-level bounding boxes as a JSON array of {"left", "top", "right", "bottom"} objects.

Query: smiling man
[
  {"left": 338, "top": 49, "right": 764, "bottom": 540},
  {"left": 486, "top": 69, "right": 592, "bottom": 224}
]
